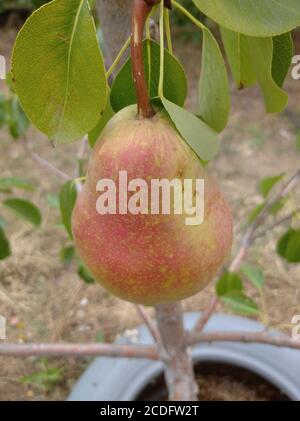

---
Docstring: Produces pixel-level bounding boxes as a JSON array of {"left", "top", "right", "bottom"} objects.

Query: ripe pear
[{"left": 72, "top": 106, "right": 232, "bottom": 305}]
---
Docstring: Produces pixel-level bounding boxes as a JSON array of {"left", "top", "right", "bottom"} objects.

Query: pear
[{"left": 72, "top": 106, "right": 232, "bottom": 305}]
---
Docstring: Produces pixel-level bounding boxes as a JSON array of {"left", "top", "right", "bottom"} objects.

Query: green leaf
[
  {"left": 269, "top": 198, "right": 287, "bottom": 216},
  {"left": 296, "top": 130, "right": 300, "bottom": 152},
  {"left": 161, "top": 98, "right": 220, "bottom": 162},
  {"left": 60, "top": 245, "right": 75, "bottom": 265},
  {"left": 21, "top": 367, "right": 62, "bottom": 391},
  {"left": 12, "top": 0, "right": 107, "bottom": 144},
  {"left": 0, "top": 216, "right": 7, "bottom": 229},
  {"left": 221, "top": 291, "right": 260, "bottom": 316},
  {"left": 198, "top": 28, "right": 230, "bottom": 132},
  {"left": 277, "top": 229, "right": 300, "bottom": 263},
  {"left": 245, "top": 37, "right": 288, "bottom": 113},
  {"left": 192, "top": 0, "right": 300, "bottom": 37},
  {"left": 216, "top": 272, "right": 243, "bottom": 297},
  {"left": 220, "top": 28, "right": 256, "bottom": 89},
  {"left": 259, "top": 174, "right": 285, "bottom": 198},
  {"left": 78, "top": 261, "right": 95, "bottom": 284},
  {"left": 240, "top": 264, "right": 265, "bottom": 290},
  {"left": 0, "top": 94, "right": 7, "bottom": 127},
  {"left": 5, "top": 72, "right": 15, "bottom": 92},
  {"left": 5, "top": 96, "right": 29, "bottom": 139},
  {"left": 272, "top": 33, "right": 294, "bottom": 87},
  {"left": 3, "top": 198, "right": 42, "bottom": 226},
  {"left": 0, "top": 226, "right": 11, "bottom": 260},
  {"left": 88, "top": 94, "right": 114, "bottom": 148},
  {"left": 248, "top": 198, "right": 286, "bottom": 223},
  {"left": 0, "top": 177, "right": 35, "bottom": 192},
  {"left": 96, "top": 331, "right": 104, "bottom": 343},
  {"left": 59, "top": 180, "right": 77, "bottom": 239},
  {"left": 111, "top": 40, "right": 187, "bottom": 112},
  {"left": 222, "top": 31, "right": 292, "bottom": 97},
  {"left": 248, "top": 203, "right": 264, "bottom": 224}
]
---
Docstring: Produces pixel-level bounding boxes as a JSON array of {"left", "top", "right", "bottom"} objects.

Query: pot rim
[{"left": 68, "top": 312, "right": 300, "bottom": 401}]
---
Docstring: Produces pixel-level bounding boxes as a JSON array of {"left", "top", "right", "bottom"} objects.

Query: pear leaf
[
  {"left": 193, "top": 0, "right": 300, "bottom": 37},
  {"left": 198, "top": 28, "right": 230, "bottom": 132},
  {"left": 12, "top": 0, "right": 107, "bottom": 144},
  {"left": 111, "top": 40, "right": 187, "bottom": 112},
  {"left": 162, "top": 98, "right": 220, "bottom": 162}
]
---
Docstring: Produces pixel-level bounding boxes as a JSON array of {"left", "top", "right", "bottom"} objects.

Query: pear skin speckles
[{"left": 72, "top": 106, "right": 233, "bottom": 305}]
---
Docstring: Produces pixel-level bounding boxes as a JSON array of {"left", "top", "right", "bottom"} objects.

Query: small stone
[{"left": 79, "top": 298, "right": 89, "bottom": 307}]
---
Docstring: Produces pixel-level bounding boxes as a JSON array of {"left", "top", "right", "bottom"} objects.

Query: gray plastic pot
[{"left": 68, "top": 313, "right": 300, "bottom": 401}]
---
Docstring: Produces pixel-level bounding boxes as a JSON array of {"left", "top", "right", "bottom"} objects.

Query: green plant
[
  {"left": 20, "top": 358, "right": 63, "bottom": 393},
  {"left": 0, "top": 0, "right": 299, "bottom": 401},
  {"left": 0, "top": 77, "right": 29, "bottom": 139},
  {"left": 0, "top": 176, "right": 41, "bottom": 259}
]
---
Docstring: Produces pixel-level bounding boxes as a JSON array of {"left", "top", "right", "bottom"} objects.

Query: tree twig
[
  {"left": 1, "top": 330, "right": 300, "bottom": 360},
  {"left": 230, "top": 169, "right": 300, "bottom": 272},
  {"left": 193, "top": 169, "right": 300, "bottom": 334},
  {"left": 22, "top": 137, "right": 71, "bottom": 181},
  {"left": 76, "top": 135, "right": 88, "bottom": 163},
  {"left": 192, "top": 296, "right": 218, "bottom": 333},
  {"left": 253, "top": 208, "right": 300, "bottom": 240},
  {"left": 186, "top": 331, "right": 300, "bottom": 351},
  {"left": 136, "top": 305, "right": 161, "bottom": 344},
  {"left": 0, "top": 343, "right": 159, "bottom": 360}
]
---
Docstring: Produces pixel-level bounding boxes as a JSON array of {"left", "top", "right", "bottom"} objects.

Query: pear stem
[{"left": 131, "top": 0, "right": 157, "bottom": 118}]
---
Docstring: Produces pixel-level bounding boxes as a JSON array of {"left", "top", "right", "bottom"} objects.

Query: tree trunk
[
  {"left": 155, "top": 303, "right": 199, "bottom": 401},
  {"left": 96, "top": 0, "right": 132, "bottom": 68}
]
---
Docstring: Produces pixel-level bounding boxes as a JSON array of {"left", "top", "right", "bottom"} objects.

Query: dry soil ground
[{"left": 0, "top": 24, "right": 299, "bottom": 400}]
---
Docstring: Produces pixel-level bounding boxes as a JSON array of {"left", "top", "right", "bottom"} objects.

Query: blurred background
[{"left": 0, "top": 0, "right": 300, "bottom": 401}]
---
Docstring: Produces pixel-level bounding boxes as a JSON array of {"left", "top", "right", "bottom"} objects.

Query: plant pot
[{"left": 68, "top": 313, "right": 300, "bottom": 401}]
